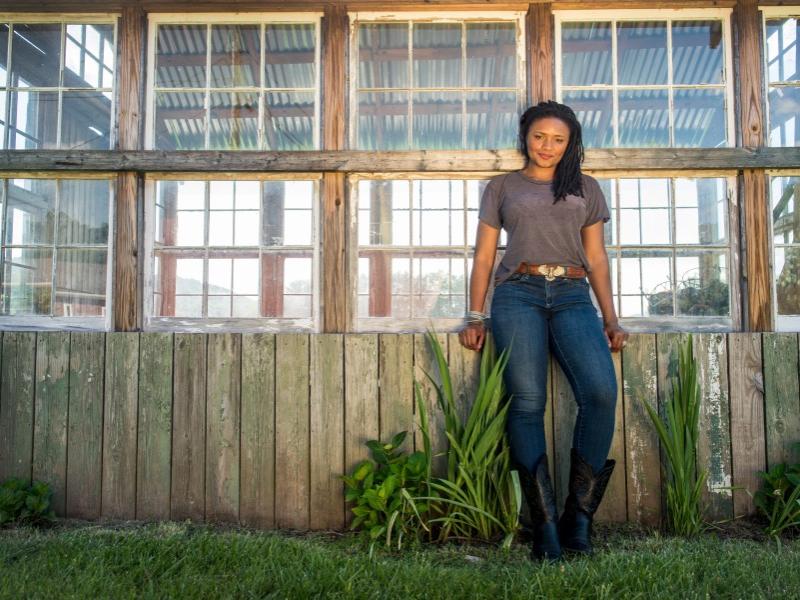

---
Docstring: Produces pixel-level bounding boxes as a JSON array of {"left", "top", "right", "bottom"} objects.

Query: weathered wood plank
[
  {"left": 66, "top": 333, "right": 105, "bottom": 519},
  {"left": 728, "top": 333, "right": 766, "bottom": 517},
  {"left": 171, "top": 334, "right": 206, "bottom": 521},
  {"left": 735, "top": 0, "right": 765, "bottom": 148},
  {"left": 310, "top": 335, "right": 345, "bottom": 530},
  {"left": 596, "top": 351, "right": 627, "bottom": 522},
  {"left": 322, "top": 4, "right": 347, "bottom": 151},
  {"left": 695, "top": 334, "right": 733, "bottom": 521},
  {"left": 378, "top": 334, "right": 414, "bottom": 443},
  {"left": 551, "top": 361, "right": 577, "bottom": 512},
  {"left": 137, "top": 333, "right": 173, "bottom": 520},
  {"left": 414, "top": 333, "right": 449, "bottom": 476},
  {"left": 446, "top": 333, "right": 481, "bottom": 430},
  {"left": 32, "top": 332, "right": 70, "bottom": 516},
  {"left": 622, "top": 334, "right": 661, "bottom": 527},
  {"left": 742, "top": 170, "right": 773, "bottom": 331},
  {"left": 322, "top": 172, "right": 347, "bottom": 332},
  {"left": 0, "top": 332, "right": 36, "bottom": 483},
  {"left": 763, "top": 333, "right": 800, "bottom": 467},
  {"left": 205, "top": 333, "right": 241, "bottom": 523},
  {"left": 527, "top": 2, "right": 554, "bottom": 104},
  {"left": 241, "top": 333, "right": 276, "bottom": 529},
  {"left": 4, "top": 147, "right": 800, "bottom": 173},
  {"left": 275, "top": 334, "right": 310, "bottom": 529},
  {"left": 102, "top": 333, "right": 139, "bottom": 520}
]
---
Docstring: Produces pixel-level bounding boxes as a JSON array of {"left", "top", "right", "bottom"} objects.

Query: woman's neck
[{"left": 521, "top": 163, "right": 555, "bottom": 182}]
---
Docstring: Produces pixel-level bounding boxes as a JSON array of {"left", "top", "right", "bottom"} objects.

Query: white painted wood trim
[
  {"left": 146, "top": 13, "right": 323, "bottom": 24},
  {"left": 0, "top": 13, "right": 118, "bottom": 23},
  {"left": 760, "top": 7, "right": 800, "bottom": 19}
]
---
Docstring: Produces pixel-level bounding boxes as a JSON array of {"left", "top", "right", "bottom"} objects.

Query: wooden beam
[
  {"left": 322, "top": 172, "right": 347, "bottom": 331},
  {"left": 527, "top": 2, "right": 554, "bottom": 105},
  {"left": 735, "top": 0, "right": 765, "bottom": 148},
  {"left": 742, "top": 169, "right": 773, "bottom": 331}
]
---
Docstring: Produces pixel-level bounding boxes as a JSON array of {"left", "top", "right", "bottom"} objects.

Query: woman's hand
[
  {"left": 604, "top": 321, "right": 629, "bottom": 353},
  {"left": 459, "top": 322, "right": 487, "bottom": 351}
]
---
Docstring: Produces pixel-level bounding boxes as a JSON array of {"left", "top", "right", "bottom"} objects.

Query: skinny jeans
[{"left": 490, "top": 272, "right": 617, "bottom": 474}]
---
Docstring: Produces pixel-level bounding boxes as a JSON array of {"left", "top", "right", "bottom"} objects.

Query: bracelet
[{"left": 465, "top": 310, "right": 488, "bottom": 325}]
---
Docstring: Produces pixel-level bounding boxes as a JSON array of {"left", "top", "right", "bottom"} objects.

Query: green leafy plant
[
  {"left": 0, "top": 478, "right": 56, "bottom": 526},
  {"left": 416, "top": 331, "right": 521, "bottom": 549},
  {"left": 342, "top": 431, "right": 432, "bottom": 550},
  {"left": 754, "top": 443, "right": 800, "bottom": 540},
  {"left": 642, "top": 334, "right": 707, "bottom": 536}
]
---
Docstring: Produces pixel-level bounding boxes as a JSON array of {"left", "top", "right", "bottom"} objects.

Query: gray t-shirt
[{"left": 478, "top": 171, "right": 610, "bottom": 285}]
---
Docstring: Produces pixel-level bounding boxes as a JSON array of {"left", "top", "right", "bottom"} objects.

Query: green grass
[{"left": 1, "top": 521, "right": 798, "bottom": 599}]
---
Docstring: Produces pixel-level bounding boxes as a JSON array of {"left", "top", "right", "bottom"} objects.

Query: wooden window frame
[
  {"left": 761, "top": 7, "right": 800, "bottom": 148},
  {"left": 766, "top": 168, "right": 800, "bottom": 332}
]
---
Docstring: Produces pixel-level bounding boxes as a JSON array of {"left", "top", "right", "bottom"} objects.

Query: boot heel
[{"left": 515, "top": 454, "right": 562, "bottom": 562}]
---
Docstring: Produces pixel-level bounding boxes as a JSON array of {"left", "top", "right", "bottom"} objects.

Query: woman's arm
[
  {"left": 459, "top": 221, "right": 500, "bottom": 351},
  {"left": 581, "top": 221, "right": 628, "bottom": 352}
]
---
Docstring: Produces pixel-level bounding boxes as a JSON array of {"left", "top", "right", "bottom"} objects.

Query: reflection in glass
[
  {"left": 766, "top": 18, "right": 799, "bottom": 84},
  {"left": 2, "top": 247, "right": 52, "bottom": 315},
  {"left": 771, "top": 176, "right": 798, "bottom": 245},
  {"left": 618, "top": 89, "right": 669, "bottom": 147},
  {"left": 5, "top": 179, "right": 56, "bottom": 245},
  {"left": 619, "top": 250, "right": 672, "bottom": 317},
  {"left": 0, "top": 24, "right": 8, "bottom": 87},
  {"left": 617, "top": 21, "right": 667, "bottom": 85},
  {"left": 359, "top": 180, "right": 411, "bottom": 246},
  {"left": 359, "top": 23, "right": 408, "bottom": 89},
  {"left": 465, "top": 92, "right": 517, "bottom": 149},
  {"left": 154, "top": 91, "right": 206, "bottom": 150},
  {"left": 672, "top": 21, "right": 724, "bottom": 85},
  {"left": 58, "top": 180, "right": 110, "bottom": 244},
  {"left": 209, "top": 92, "right": 259, "bottom": 150},
  {"left": 675, "top": 250, "right": 729, "bottom": 316},
  {"left": 674, "top": 89, "right": 726, "bottom": 147},
  {"left": 413, "top": 24, "right": 461, "bottom": 88},
  {"left": 561, "top": 22, "right": 612, "bottom": 86},
  {"left": 11, "top": 24, "right": 62, "bottom": 87},
  {"left": 466, "top": 22, "right": 516, "bottom": 88},
  {"left": 156, "top": 25, "right": 207, "bottom": 88},
  {"left": 209, "top": 25, "right": 259, "bottom": 88},
  {"left": 61, "top": 91, "right": 112, "bottom": 149},
  {"left": 412, "top": 92, "right": 461, "bottom": 149},
  {"left": 769, "top": 86, "right": 800, "bottom": 146},
  {"left": 0, "top": 92, "right": 6, "bottom": 147},
  {"left": 264, "top": 91, "right": 314, "bottom": 150},
  {"left": 358, "top": 92, "right": 409, "bottom": 150},
  {"left": 775, "top": 246, "right": 800, "bottom": 315},
  {"left": 264, "top": 24, "right": 316, "bottom": 89},
  {"left": 65, "top": 24, "right": 115, "bottom": 88},
  {"left": 414, "top": 256, "right": 467, "bottom": 317},
  {"left": 9, "top": 91, "right": 59, "bottom": 149},
  {"left": 562, "top": 90, "right": 612, "bottom": 148},
  {"left": 54, "top": 248, "right": 107, "bottom": 316},
  {"left": 413, "top": 180, "right": 464, "bottom": 246},
  {"left": 595, "top": 179, "right": 615, "bottom": 245},
  {"left": 674, "top": 178, "right": 727, "bottom": 245}
]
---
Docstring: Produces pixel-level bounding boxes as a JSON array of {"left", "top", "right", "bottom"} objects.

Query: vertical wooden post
[
  {"left": 735, "top": 0, "right": 772, "bottom": 331},
  {"left": 114, "top": 5, "right": 145, "bottom": 331},
  {"left": 527, "top": 3, "right": 554, "bottom": 105},
  {"left": 321, "top": 5, "right": 348, "bottom": 332}
]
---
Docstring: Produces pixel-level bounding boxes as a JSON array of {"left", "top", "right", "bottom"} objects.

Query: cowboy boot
[
  {"left": 515, "top": 454, "right": 562, "bottom": 561},
  {"left": 558, "top": 448, "right": 616, "bottom": 555}
]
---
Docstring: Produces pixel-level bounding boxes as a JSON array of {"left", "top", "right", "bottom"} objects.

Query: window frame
[
  {"left": 144, "top": 12, "right": 323, "bottom": 151},
  {"left": 347, "top": 10, "right": 527, "bottom": 151},
  {"left": 761, "top": 7, "right": 800, "bottom": 148},
  {"left": 0, "top": 12, "right": 118, "bottom": 150},
  {"left": 554, "top": 8, "right": 736, "bottom": 149},
  {"left": 0, "top": 171, "right": 115, "bottom": 331},
  {"left": 767, "top": 168, "right": 800, "bottom": 332},
  {"left": 142, "top": 171, "right": 322, "bottom": 333}
]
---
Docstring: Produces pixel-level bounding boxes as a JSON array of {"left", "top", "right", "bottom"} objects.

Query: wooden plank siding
[{"left": 0, "top": 332, "right": 797, "bottom": 531}]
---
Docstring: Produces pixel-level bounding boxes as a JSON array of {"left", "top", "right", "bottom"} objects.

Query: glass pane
[
  {"left": 209, "top": 25, "right": 259, "bottom": 88},
  {"left": 54, "top": 248, "right": 106, "bottom": 316},
  {"left": 561, "top": 22, "right": 612, "bottom": 86},
  {"left": 596, "top": 178, "right": 615, "bottom": 244},
  {"left": 209, "top": 210, "right": 233, "bottom": 246},
  {"left": 261, "top": 180, "right": 314, "bottom": 246},
  {"left": 412, "top": 92, "right": 461, "bottom": 149},
  {"left": 0, "top": 24, "right": 8, "bottom": 87},
  {"left": 61, "top": 91, "right": 112, "bottom": 149},
  {"left": 674, "top": 88, "right": 726, "bottom": 148},
  {"left": 232, "top": 295, "right": 259, "bottom": 318},
  {"left": 466, "top": 22, "right": 516, "bottom": 88},
  {"left": 465, "top": 91, "right": 517, "bottom": 149},
  {"left": 675, "top": 250, "right": 729, "bottom": 316},
  {"left": 618, "top": 89, "right": 669, "bottom": 147},
  {"left": 283, "top": 257, "right": 311, "bottom": 309},
  {"left": 617, "top": 21, "right": 667, "bottom": 85},
  {"left": 413, "top": 180, "right": 464, "bottom": 246},
  {"left": 359, "top": 23, "right": 408, "bottom": 89},
  {"left": 209, "top": 92, "right": 259, "bottom": 150},
  {"left": 264, "top": 91, "right": 314, "bottom": 150},
  {"left": 154, "top": 91, "right": 206, "bottom": 150},
  {"left": 413, "top": 23, "right": 461, "bottom": 88},
  {"left": 208, "top": 295, "right": 231, "bottom": 317},
  {"left": 672, "top": 21, "right": 724, "bottom": 85},
  {"left": 5, "top": 179, "right": 56, "bottom": 245},
  {"left": 152, "top": 253, "right": 203, "bottom": 316},
  {"left": 769, "top": 86, "right": 800, "bottom": 146},
  {"left": 58, "top": 179, "right": 110, "bottom": 244},
  {"left": 766, "top": 18, "right": 799, "bottom": 84},
  {"left": 358, "top": 91, "right": 408, "bottom": 150},
  {"left": 775, "top": 246, "right": 800, "bottom": 315},
  {"left": 674, "top": 178, "right": 727, "bottom": 245},
  {"left": 174, "top": 257, "right": 204, "bottom": 295},
  {"left": 413, "top": 256, "right": 465, "bottom": 317},
  {"left": 359, "top": 179, "right": 410, "bottom": 246},
  {"left": 64, "top": 24, "right": 115, "bottom": 88},
  {"left": 156, "top": 25, "right": 207, "bottom": 88},
  {"left": 232, "top": 257, "right": 259, "bottom": 294},
  {"left": 9, "top": 91, "right": 59, "bottom": 149},
  {"left": 619, "top": 178, "right": 669, "bottom": 208},
  {"left": 0, "top": 91, "right": 6, "bottom": 148},
  {"left": 176, "top": 211, "right": 205, "bottom": 246},
  {"left": 155, "top": 181, "right": 205, "bottom": 247},
  {"left": 208, "top": 257, "right": 232, "bottom": 292},
  {"left": 11, "top": 24, "right": 62, "bottom": 87},
  {"left": 619, "top": 250, "right": 673, "bottom": 317},
  {"left": 264, "top": 24, "right": 316, "bottom": 89},
  {"left": 562, "top": 90, "right": 612, "bottom": 148},
  {"left": 2, "top": 247, "right": 52, "bottom": 315},
  {"left": 772, "top": 176, "right": 799, "bottom": 245}
]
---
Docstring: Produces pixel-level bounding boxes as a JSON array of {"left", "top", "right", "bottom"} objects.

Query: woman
[{"left": 458, "top": 101, "right": 628, "bottom": 561}]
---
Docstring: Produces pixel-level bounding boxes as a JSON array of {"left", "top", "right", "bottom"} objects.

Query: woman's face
[{"left": 525, "top": 117, "right": 571, "bottom": 169}]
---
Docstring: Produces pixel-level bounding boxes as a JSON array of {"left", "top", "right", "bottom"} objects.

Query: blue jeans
[{"left": 490, "top": 273, "right": 617, "bottom": 474}]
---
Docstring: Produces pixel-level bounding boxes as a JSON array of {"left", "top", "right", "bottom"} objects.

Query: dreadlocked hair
[{"left": 517, "top": 101, "right": 585, "bottom": 204}]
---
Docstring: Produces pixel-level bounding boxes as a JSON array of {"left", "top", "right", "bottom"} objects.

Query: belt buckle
[{"left": 538, "top": 264, "right": 565, "bottom": 281}]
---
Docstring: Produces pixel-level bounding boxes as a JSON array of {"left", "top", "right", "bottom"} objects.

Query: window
[
  {"left": 144, "top": 175, "right": 319, "bottom": 331},
  {"left": 769, "top": 172, "right": 800, "bottom": 330},
  {"left": 763, "top": 10, "right": 800, "bottom": 146},
  {"left": 0, "top": 176, "right": 113, "bottom": 329},
  {"left": 146, "top": 14, "right": 321, "bottom": 150},
  {"left": 555, "top": 10, "right": 733, "bottom": 148},
  {"left": 596, "top": 175, "right": 738, "bottom": 330},
  {"left": 350, "top": 12, "right": 525, "bottom": 150},
  {"left": 0, "top": 17, "right": 116, "bottom": 149}
]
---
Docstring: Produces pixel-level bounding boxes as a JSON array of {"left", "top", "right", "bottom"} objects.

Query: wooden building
[{"left": 0, "top": 1, "right": 798, "bottom": 530}]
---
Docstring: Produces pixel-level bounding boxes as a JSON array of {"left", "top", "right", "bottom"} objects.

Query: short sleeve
[
  {"left": 478, "top": 176, "right": 503, "bottom": 230},
  {"left": 582, "top": 176, "right": 611, "bottom": 227}
]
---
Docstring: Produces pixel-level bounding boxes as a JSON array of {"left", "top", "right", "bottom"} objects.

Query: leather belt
[{"left": 515, "top": 262, "right": 587, "bottom": 281}]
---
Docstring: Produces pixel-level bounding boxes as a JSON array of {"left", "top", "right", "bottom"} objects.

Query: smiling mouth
[{"left": 537, "top": 153, "right": 554, "bottom": 160}]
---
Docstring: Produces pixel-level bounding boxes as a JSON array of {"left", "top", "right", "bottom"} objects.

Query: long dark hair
[{"left": 517, "top": 101, "right": 585, "bottom": 203}]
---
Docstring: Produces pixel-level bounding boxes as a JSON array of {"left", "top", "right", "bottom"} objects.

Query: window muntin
[
  {"left": 769, "top": 173, "right": 800, "bottom": 329},
  {"left": 147, "top": 15, "right": 321, "bottom": 151},
  {"left": 351, "top": 14, "right": 525, "bottom": 150},
  {"left": 146, "top": 176, "right": 318, "bottom": 330},
  {"left": 556, "top": 11, "right": 733, "bottom": 149},
  {"left": 764, "top": 13, "right": 799, "bottom": 146},
  {"left": 0, "top": 177, "right": 112, "bottom": 323},
  {"left": 0, "top": 18, "right": 116, "bottom": 150}
]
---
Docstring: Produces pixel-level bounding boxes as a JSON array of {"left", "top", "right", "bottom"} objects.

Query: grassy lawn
[{"left": 1, "top": 520, "right": 798, "bottom": 599}]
